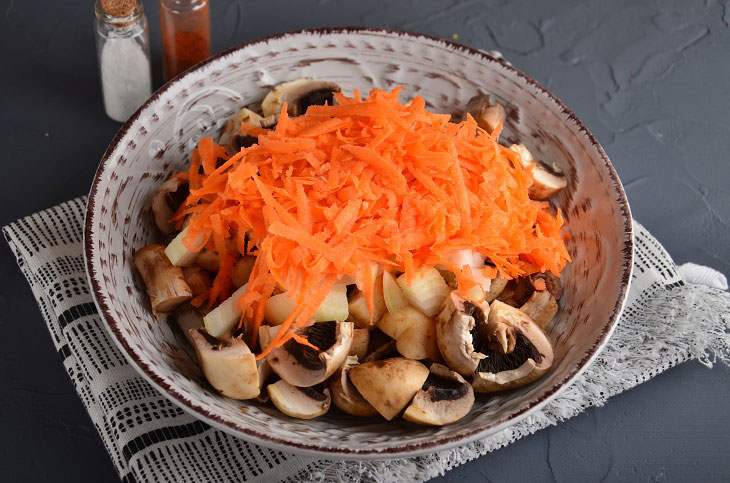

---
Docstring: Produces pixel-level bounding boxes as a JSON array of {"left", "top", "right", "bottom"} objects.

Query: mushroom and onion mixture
[{"left": 133, "top": 79, "right": 570, "bottom": 426}]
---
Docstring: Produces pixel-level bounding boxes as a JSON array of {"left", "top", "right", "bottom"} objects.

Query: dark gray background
[{"left": 1, "top": 0, "right": 729, "bottom": 481}]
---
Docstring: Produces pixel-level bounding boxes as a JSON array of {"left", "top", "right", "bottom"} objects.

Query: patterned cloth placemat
[{"left": 4, "top": 197, "right": 730, "bottom": 482}]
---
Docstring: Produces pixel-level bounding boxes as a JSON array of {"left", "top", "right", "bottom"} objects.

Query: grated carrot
[{"left": 174, "top": 87, "right": 570, "bottom": 355}]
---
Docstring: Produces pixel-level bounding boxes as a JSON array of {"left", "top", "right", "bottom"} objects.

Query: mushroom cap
[
  {"left": 266, "top": 321, "right": 353, "bottom": 387},
  {"left": 528, "top": 160, "right": 568, "bottom": 200},
  {"left": 151, "top": 177, "right": 190, "bottom": 235},
  {"left": 465, "top": 93, "right": 507, "bottom": 134},
  {"left": 349, "top": 358, "right": 429, "bottom": 421},
  {"left": 496, "top": 277, "right": 534, "bottom": 307},
  {"left": 436, "top": 292, "right": 488, "bottom": 376},
  {"left": 471, "top": 300, "right": 554, "bottom": 393},
  {"left": 189, "top": 329, "right": 260, "bottom": 400},
  {"left": 329, "top": 357, "right": 378, "bottom": 417},
  {"left": 403, "top": 363, "right": 475, "bottom": 426},
  {"left": 262, "top": 78, "right": 341, "bottom": 117},
  {"left": 267, "top": 380, "right": 331, "bottom": 419}
]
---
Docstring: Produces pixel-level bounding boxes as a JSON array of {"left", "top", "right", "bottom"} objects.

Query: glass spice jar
[
  {"left": 160, "top": 0, "right": 211, "bottom": 81},
  {"left": 94, "top": 0, "right": 153, "bottom": 122}
]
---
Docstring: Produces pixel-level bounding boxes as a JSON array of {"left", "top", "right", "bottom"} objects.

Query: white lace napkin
[{"left": 4, "top": 197, "right": 730, "bottom": 483}]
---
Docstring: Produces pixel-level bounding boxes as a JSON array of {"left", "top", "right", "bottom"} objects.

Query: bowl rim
[{"left": 84, "top": 26, "right": 634, "bottom": 459}]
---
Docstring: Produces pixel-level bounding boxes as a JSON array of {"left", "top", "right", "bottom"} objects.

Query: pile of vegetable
[
  {"left": 133, "top": 80, "right": 572, "bottom": 425},
  {"left": 167, "top": 87, "right": 569, "bottom": 355}
]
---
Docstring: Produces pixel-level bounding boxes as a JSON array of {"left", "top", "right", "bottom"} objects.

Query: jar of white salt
[{"left": 94, "top": 0, "right": 153, "bottom": 122}]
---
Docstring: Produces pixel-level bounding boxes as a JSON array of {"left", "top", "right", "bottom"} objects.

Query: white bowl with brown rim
[{"left": 84, "top": 28, "right": 633, "bottom": 459}]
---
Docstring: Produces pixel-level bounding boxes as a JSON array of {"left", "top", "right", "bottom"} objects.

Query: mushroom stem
[
  {"left": 133, "top": 244, "right": 192, "bottom": 316},
  {"left": 520, "top": 290, "right": 559, "bottom": 330}
]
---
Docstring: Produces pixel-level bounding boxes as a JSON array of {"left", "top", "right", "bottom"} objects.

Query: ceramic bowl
[{"left": 84, "top": 28, "right": 633, "bottom": 459}]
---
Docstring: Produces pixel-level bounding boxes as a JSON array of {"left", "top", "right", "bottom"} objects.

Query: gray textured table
[{"left": 2, "top": 0, "right": 729, "bottom": 481}]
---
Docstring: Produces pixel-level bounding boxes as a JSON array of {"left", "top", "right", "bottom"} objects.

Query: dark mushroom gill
[
  {"left": 284, "top": 321, "right": 337, "bottom": 370},
  {"left": 537, "top": 159, "right": 563, "bottom": 177},
  {"left": 298, "top": 385, "right": 329, "bottom": 402},
  {"left": 164, "top": 182, "right": 190, "bottom": 212},
  {"left": 297, "top": 88, "right": 337, "bottom": 114},
  {"left": 477, "top": 333, "right": 543, "bottom": 374},
  {"left": 422, "top": 373, "right": 469, "bottom": 402},
  {"left": 233, "top": 134, "right": 258, "bottom": 151}
]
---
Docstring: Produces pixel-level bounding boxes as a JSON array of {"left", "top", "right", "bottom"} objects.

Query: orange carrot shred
[{"left": 172, "top": 88, "right": 570, "bottom": 356}]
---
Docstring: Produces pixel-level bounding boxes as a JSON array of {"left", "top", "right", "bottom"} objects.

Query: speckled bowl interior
[{"left": 85, "top": 28, "right": 633, "bottom": 459}]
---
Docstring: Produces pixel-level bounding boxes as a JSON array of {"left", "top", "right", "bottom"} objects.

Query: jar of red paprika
[{"left": 159, "top": 0, "right": 211, "bottom": 81}]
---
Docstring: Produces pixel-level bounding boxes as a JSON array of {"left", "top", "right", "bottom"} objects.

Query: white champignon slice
[
  {"left": 189, "top": 328, "right": 259, "bottom": 400},
  {"left": 348, "top": 357, "right": 429, "bottom": 421},
  {"left": 261, "top": 78, "right": 342, "bottom": 117},
  {"left": 329, "top": 358, "right": 378, "bottom": 417},
  {"left": 435, "top": 292, "right": 488, "bottom": 377},
  {"left": 403, "top": 363, "right": 475, "bottom": 426},
  {"left": 267, "top": 380, "right": 331, "bottom": 419},
  {"left": 266, "top": 321, "right": 354, "bottom": 387}
]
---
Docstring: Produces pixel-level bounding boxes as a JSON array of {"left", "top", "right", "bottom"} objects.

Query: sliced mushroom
[
  {"left": 471, "top": 300, "right": 553, "bottom": 393},
  {"left": 329, "top": 357, "right": 378, "bottom": 417},
  {"left": 173, "top": 303, "right": 205, "bottom": 344},
  {"left": 496, "top": 278, "right": 533, "bottom": 307},
  {"left": 465, "top": 93, "right": 506, "bottom": 135},
  {"left": 266, "top": 321, "right": 353, "bottom": 387},
  {"left": 133, "top": 244, "right": 192, "bottom": 316},
  {"left": 219, "top": 108, "right": 263, "bottom": 153},
  {"left": 436, "top": 292, "right": 488, "bottom": 376},
  {"left": 529, "top": 271, "right": 563, "bottom": 300},
  {"left": 349, "top": 358, "right": 429, "bottom": 421},
  {"left": 189, "top": 328, "right": 260, "bottom": 400},
  {"left": 262, "top": 78, "right": 341, "bottom": 118},
  {"left": 151, "top": 178, "right": 190, "bottom": 235},
  {"left": 267, "top": 379, "right": 330, "bottom": 419},
  {"left": 183, "top": 265, "right": 213, "bottom": 297},
  {"left": 349, "top": 328, "right": 370, "bottom": 360},
  {"left": 520, "top": 290, "right": 558, "bottom": 330},
  {"left": 510, "top": 144, "right": 567, "bottom": 200},
  {"left": 403, "top": 363, "right": 474, "bottom": 426},
  {"left": 257, "top": 359, "right": 273, "bottom": 390}
]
